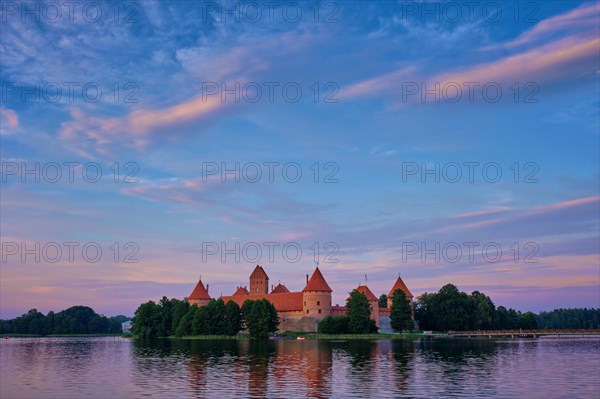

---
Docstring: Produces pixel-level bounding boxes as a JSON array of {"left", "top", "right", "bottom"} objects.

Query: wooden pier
[{"left": 448, "top": 329, "right": 600, "bottom": 338}]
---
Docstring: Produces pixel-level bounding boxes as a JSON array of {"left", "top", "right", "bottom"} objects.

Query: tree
[
  {"left": 390, "top": 289, "right": 413, "bottom": 332},
  {"left": 378, "top": 294, "right": 387, "bottom": 308},
  {"left": 346, "top": 290, "right": 372, "bottom": 334},
  {"left": 171, "top": 299, "right": 190, "bottom": 333},
  {"left": 132, "top": 301, "right": 162, "bottom": 338},
  {"left": 519, "top": 311, "right": 539, "bottom": 329},
  {"left": 414, "top": 292, "right": 436, "bottom": 331},
  {"left": 191, "top": 305, "right": 210, "bottom": 335},
  {"left": 223, "top": 300, "right": 242, "bottom": 335},
  {"left": 175, "top": 305, "right": 196, "bottom": 337},
  {"left": 494, "top": 306, "right": 511, "bottom": 329},
  {"left": 469, "top": 291, "right": 495, "bottom": 330},
  {"left": 158, "top": 296, "right": 173, "bottom": 337},
  {"left": 242, "top": 299, "right": 279, "bottom": 339},
  {"left": 319, "top": 316, "right": 335, "bottom": 334},
  {"left": 319, "top": 315, "right": 350, "bottom": 334},
  {"left": 208, "top": 299, "right": 226, "bottom": 334},
  {"left": 435, "top": 284, "right": 470, "bottom": 331}
]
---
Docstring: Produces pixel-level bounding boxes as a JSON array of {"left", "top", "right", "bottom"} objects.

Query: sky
[{"left": 0, "top": 0, "right": 598, "bottom": 319}]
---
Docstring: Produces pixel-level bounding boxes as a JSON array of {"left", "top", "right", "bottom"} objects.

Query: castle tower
[
  {"left": 188, "top": 277, "right": 211, "bottom": 306},
  {"left": 249, "top": 265, "right": 269, "bottom": 294},
  {"left": 302, "top": 267, "right": 332, "bottom": 319},
  {"left": 387, "top": 275, "right": 414, "bottom": 317},
  {"left": 356, "top": 284, "right": 380, "bottom": 327}
]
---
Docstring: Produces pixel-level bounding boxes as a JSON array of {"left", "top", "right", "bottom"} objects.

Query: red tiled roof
[
  {"left": 355, "top": 285, "right": 378, "bottom": 301},
  {"left": 232, "top": 286, "right": 249, "bottom": 296},
  {"left": 250, "top": 265, "right": 268, "bottom": 279},
  {"left": 221, "top": 292, "right": 303, "bottom": 312},
  {"left": 388, "top": 275, "right": 413, "bottom": 298},
  {"left": 303, "top": 267, "right": 332, "bottom": 292},
  {"left": 189, "top": 279, "right": 211, "bottom": 300},
  {"left": 271, "top": 283, "right": 290, "bottom": 294}
]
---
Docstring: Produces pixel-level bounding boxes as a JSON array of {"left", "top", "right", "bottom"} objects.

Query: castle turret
[
  {"left": 356, "top": 284, "right": 380, "bottom": 327},
  {"left": 302, "top": 267, "right": 332, "bottom": 319},
  {"left": 249, "top": 265, "right": 269, "bottom": 294},
  {"left": 188, "top": 277, "right": 211, "bottom": 306},
  {"left": 387, "top": 275, "right": 414, "bottom": 317}
]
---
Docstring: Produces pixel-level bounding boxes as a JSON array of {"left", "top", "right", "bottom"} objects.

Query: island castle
[{"left": 187, "top": 265, "right": 413, "bottom": 332}]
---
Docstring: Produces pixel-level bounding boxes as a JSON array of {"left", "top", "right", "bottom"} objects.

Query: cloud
[
  {"left": 341, "top": 3, "right": 599, "bottom": 103},
  {"left": 481, "top": 2, "right": 600, "bottom": 51},
  {"left": 340, "top": 67, "right": 418, "bottom": 99},
  {"left": 58, "top": 94, "right": 227, "bottom": 157},
  {"left": 435, "top": 36, "right": 599, "bottom": 87},
  {"left": 121, "top": 175, "right": 336, "bottom": 227},
  {"left": 0, "top": 107, "right": 19, "bottom": 135}
]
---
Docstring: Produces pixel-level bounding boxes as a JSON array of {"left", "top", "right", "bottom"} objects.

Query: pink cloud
[
  {"left": 341, "top": 4, "right": 599, "bottom": 104},
  {"left": 0, "top": 107, "right": 19, "bottom": 136},
  {"left": 59, "top": 94, "right": 227, "bottom": 158},
  {"left": 340, "top": 67, "right": 418, "bottom": 99},
  {"left": 435, "top": 36, "right": 599, "bottom": 86},
  {"left": 481, "top": 2, "right": 600, "bottom": 51}
]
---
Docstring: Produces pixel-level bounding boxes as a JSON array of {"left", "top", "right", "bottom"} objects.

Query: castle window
[
  {"left": 317, "top": 301, "right": 320, "bottom": 305},
  {"left": 306, "top": 310, "right": 309, "bottom": 314},
  {"left": 318, "top": 309, "right": 322, "bottom": 314},
  {"left": 304, "top": 301, "right": 306, "bottom": 306}
]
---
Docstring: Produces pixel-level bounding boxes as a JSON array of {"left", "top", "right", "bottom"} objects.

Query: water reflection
[{"left": 2, "top": 337, "right": 599, "bottom": 398}]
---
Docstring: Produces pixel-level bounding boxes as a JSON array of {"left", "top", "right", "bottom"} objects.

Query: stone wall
[
  {"left": 378, "top": 316, "right": 394, "bottom": 333},
  {"left": 279, "top": 316, "right": 320, "bottom": 332}
]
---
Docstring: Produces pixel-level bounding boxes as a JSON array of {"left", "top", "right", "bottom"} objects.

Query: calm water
[{"left": 1, "top": 337, "right": 599, "bottom": 398}]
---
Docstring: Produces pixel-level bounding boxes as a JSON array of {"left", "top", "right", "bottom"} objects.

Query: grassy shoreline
[
  {"left": 1, "top": 333, "right": 126, "bottom": 338},
  {"left": 160, "top": 332, "right": 443, "bottom": 340}
]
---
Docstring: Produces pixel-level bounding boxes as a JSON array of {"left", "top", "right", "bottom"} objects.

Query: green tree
[
  {"left": 378, "top": 294, "right": 387, "bottom": 308},
  {"left": 435, "top": 284, "right": 470, "bottom": 331},
  {"left": 346, "top": 290, "right": 372, "bottom": 334},
  {"left": 519, "top": 311, "right": 539, "bottom": 329},
  {"left": 158, "top": 296, "right": 173, "bottom": 337},
  {"left": 319, "top": 315, "right": 351, "bottom": 334},
  {"left": 208, "top": 299, "right": 226, "bottom": 334},
  {"left": 494, "top": 306, "right": 510, "bottom": 329},
  {"left": 242, "top": 299, "right": 279, "bottom": 339},
  {"left": 191, "top": 305, "right": 209, "bottom": 335},
  {"left": 469, "top": 291, "right": 496, "bottom": 330},
  {"left": 414, "top": 285, "right": 471, "bottom": 331},
  {"left": 507, "top": 308, "right": 520, "bottom": 329},
  {"left": 318, "top": 316, "right": 335, "bottom": 333},
  {"left": 171, "top": 299, "right": 190, "bottom": 333},
  {"left": 390, "top": 289, "right": 413, "bottom": 332},
  {"left": 132, "top": 301, "right": 162, "bottom": 338},
  {"left": 414, "top": 292, "right": 436, "bottom": 331},
  {"left": 175, "top": 305, "right": 196, "bottom": 337},
  {"left": 223, "top": 300, "right": 242, "bottom": 335},
  {"left": 241, "top": 300, "right": 254, "bottom": 330}
]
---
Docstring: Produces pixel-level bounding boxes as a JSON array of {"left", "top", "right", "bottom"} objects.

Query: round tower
[{"left": 302, "top": 267, "right": 332, "bottom": 318}]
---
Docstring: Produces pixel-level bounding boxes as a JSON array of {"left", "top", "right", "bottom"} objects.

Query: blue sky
[{"left": 1, "top": 0, "right": 598, "bottom": 318}]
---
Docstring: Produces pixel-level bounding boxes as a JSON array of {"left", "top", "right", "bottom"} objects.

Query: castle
[{"left": 187, "top": 265, "right": 413, "bottom": 332}]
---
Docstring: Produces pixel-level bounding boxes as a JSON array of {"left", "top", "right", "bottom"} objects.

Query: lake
[{"left": 1, "top": 337, "right": 599, "bottom": 398}]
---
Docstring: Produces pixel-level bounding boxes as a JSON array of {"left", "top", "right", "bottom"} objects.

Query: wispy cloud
[{"left": 0, "top": 107, "right": 19, "bottom": 136}]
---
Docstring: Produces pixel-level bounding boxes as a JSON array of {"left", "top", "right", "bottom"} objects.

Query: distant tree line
[
  {"left": 131, "top": 297, "right": 279, "bottom": 339},
  {"left": 415, "top": 284, "right": 600, "bottom": 331},
  {"left": 536, "top": 308, "right": 599, "bottom": 329},
  {"left": 0, "top": 307, "right": 125, "bottom": 335}
]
